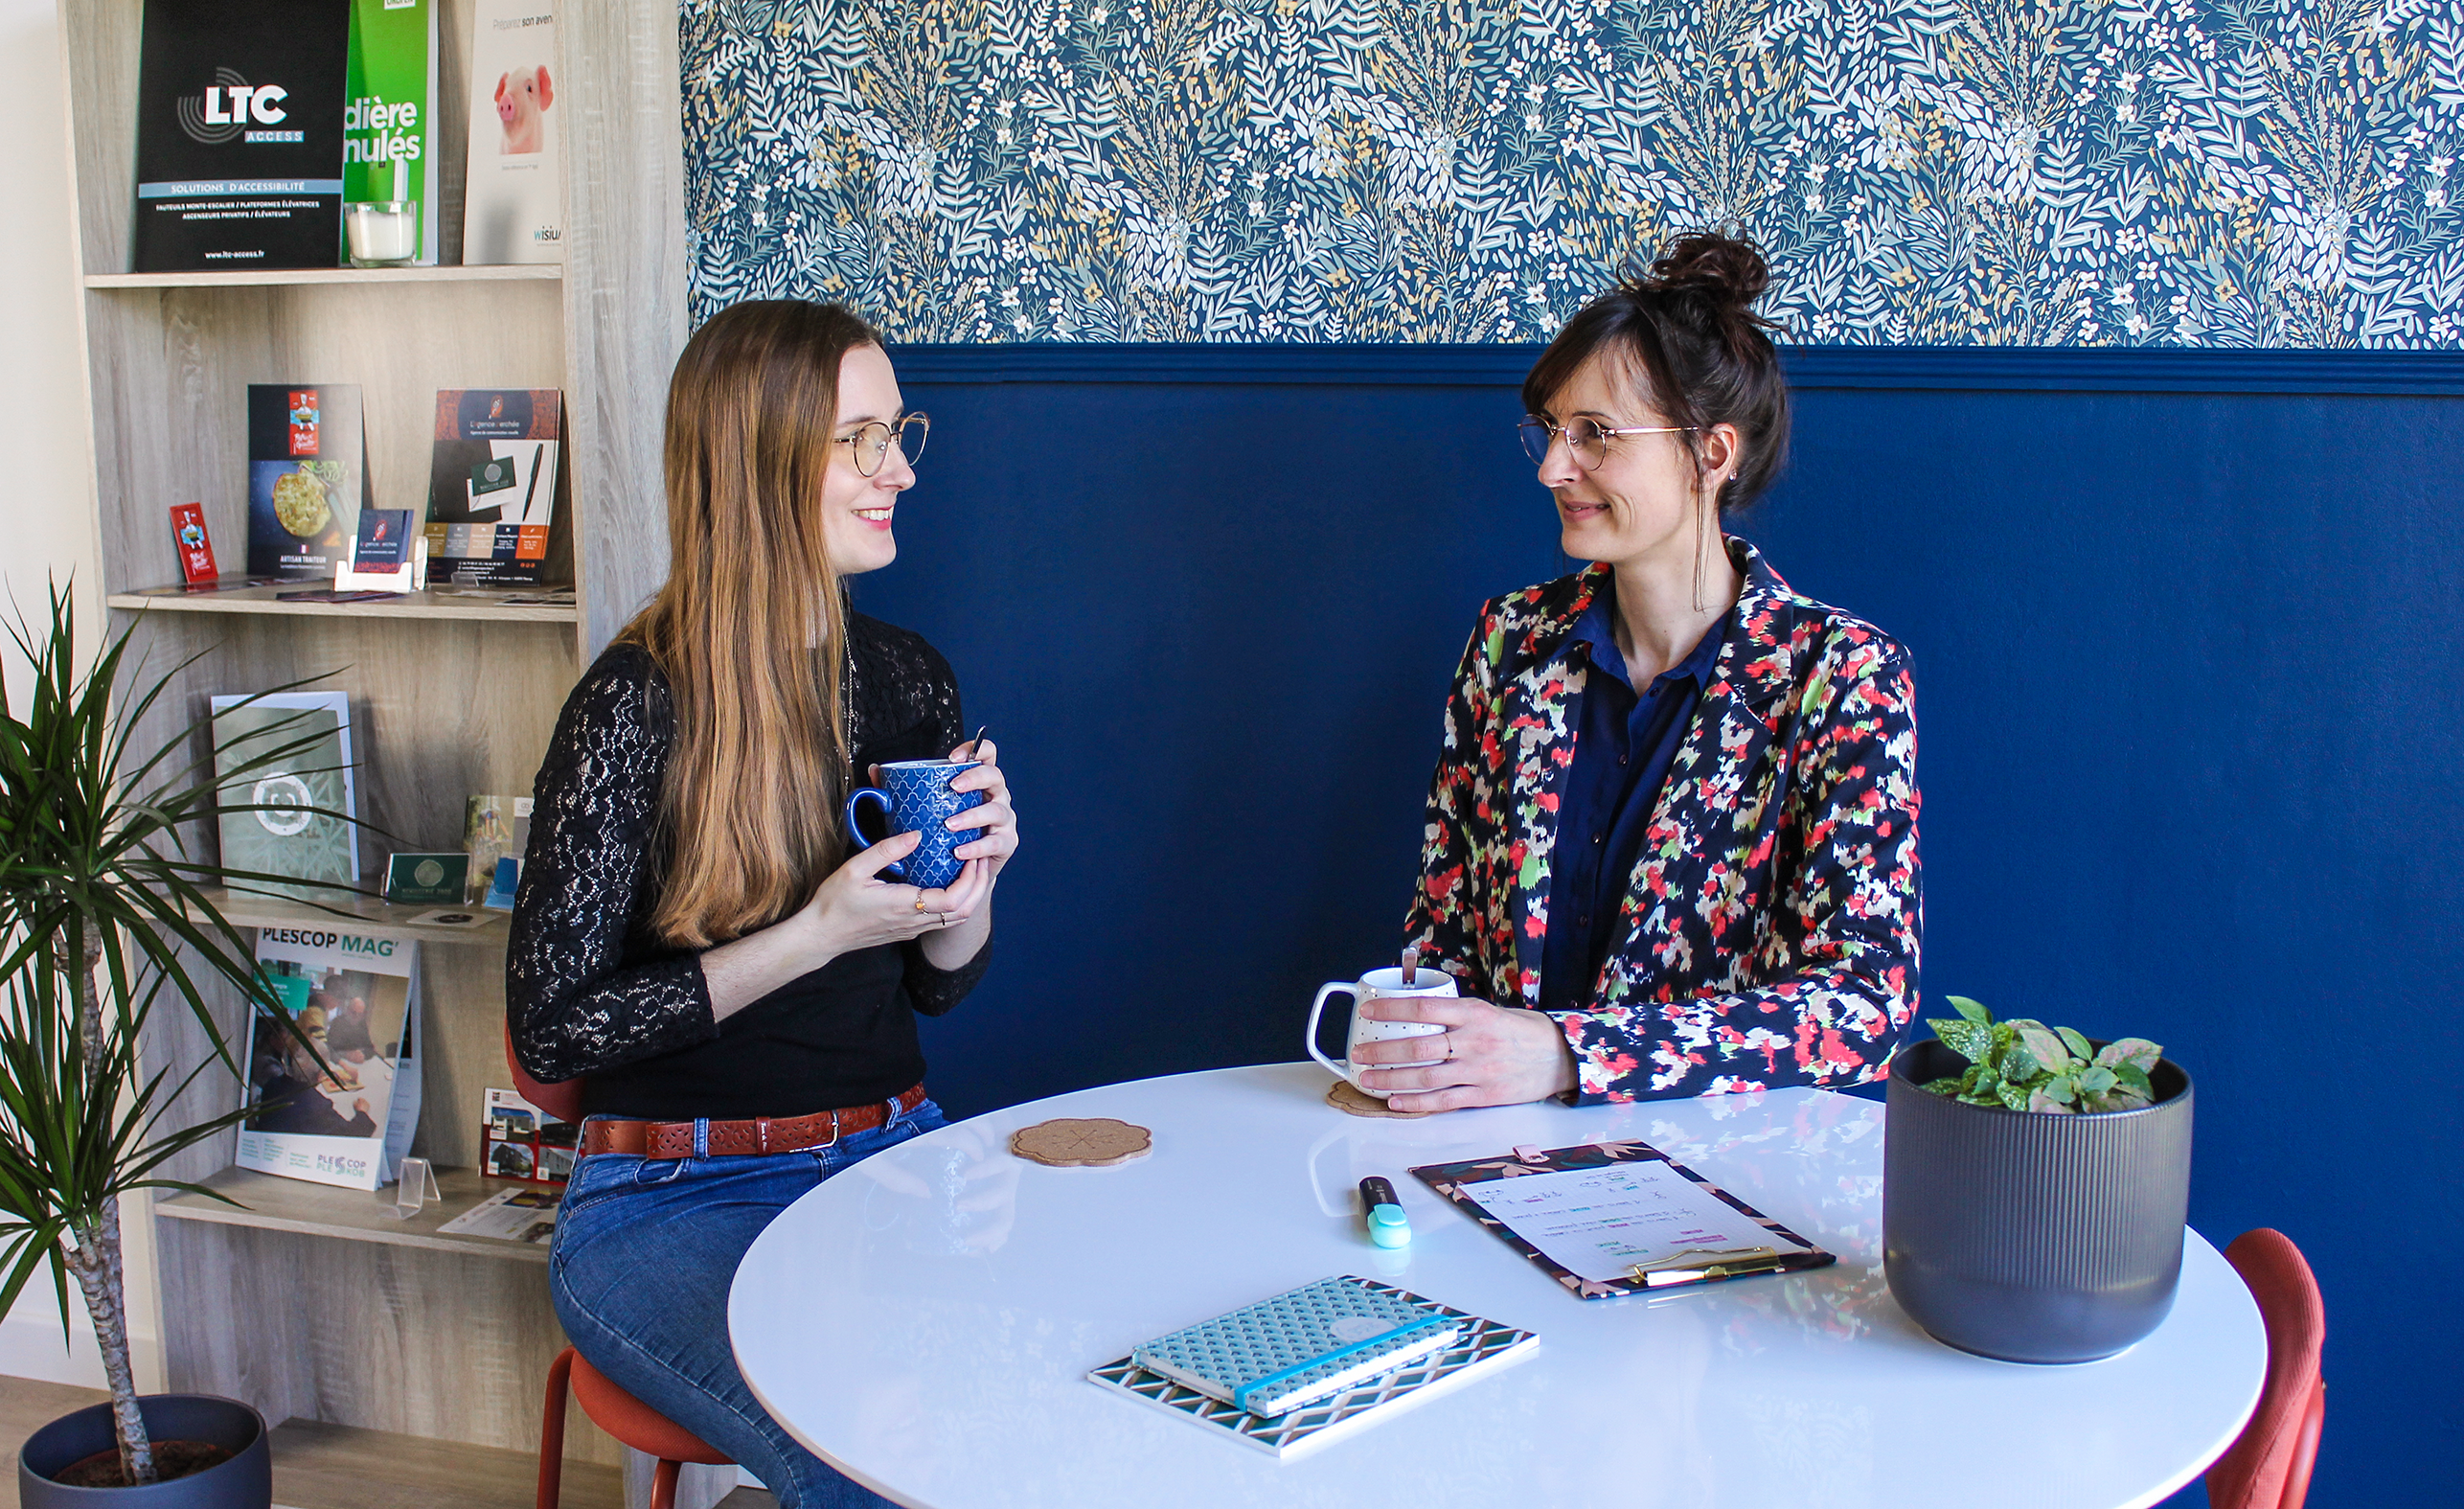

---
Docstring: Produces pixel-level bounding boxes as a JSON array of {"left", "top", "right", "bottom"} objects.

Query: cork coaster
[
  {"left": 1009, "top": 1117, "right": 1152, "bottom": 1167},
  {"left": 1326, "top": 1080, "right": 1433, "bottom": 1119}
]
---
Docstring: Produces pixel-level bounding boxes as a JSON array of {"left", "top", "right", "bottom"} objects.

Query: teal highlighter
[{"left": 1359, "top": 1177, "right": 1411, "bottom": 1248}]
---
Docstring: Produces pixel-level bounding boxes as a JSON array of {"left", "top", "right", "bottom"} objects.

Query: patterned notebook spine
[{"left": 1233, "top": 1316, "right": 1460, "bottom": 1416}]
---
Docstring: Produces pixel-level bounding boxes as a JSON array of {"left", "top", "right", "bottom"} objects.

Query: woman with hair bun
[{"left": 1356, "top": 232, "right": 1922, "bottom": 1109}]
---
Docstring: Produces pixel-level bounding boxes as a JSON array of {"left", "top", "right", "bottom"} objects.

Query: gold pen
[{"left": 1627, "top": 1245, "right": 1796, "bottom": 1288}]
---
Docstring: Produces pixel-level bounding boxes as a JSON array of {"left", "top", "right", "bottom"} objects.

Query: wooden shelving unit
[
  {"left": 185, "top": 888, "right": 511, "bottom": 947},
  {"left": 85, "top": 263, "right": 563, "bottom": 289},
  {"left": 104, "top": 583, "right": 578, "bottom": 624},
  {"left": 156, "top": 1166, "right": 550, "bottom": 1265},
  {"left": 57, "top": 0, "right": 687, "bottom": 1473}
]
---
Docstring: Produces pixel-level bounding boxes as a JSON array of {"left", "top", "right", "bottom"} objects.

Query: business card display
[
  {"left": 130, "top": 0, "right": 351, "bottom": 271},
  {"left": 170, "top": 502, "right": 218, "bottom": 585},
  {"left": 383, "top": 852, "right": 468, "bottom": 905}
]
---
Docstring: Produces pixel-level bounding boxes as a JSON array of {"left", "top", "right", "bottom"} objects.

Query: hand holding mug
[
  {"left": 1306, "top": 967, "right": 1456, "bottom": 1099},
  {"left": 802, "top": 829, "right": 984, "bottom": 955},
  {"left": 883, "top": 734, "right": 1016, "bottom": 884},
  {"left": 852, "top": 736, "right": 1018, "bottom": 892},
  {"left": 1353, "top": 994, "right": 1581, "bottom": 1112}
]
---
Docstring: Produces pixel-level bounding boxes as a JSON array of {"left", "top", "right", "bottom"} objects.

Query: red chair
[
  {"left": 511, "top": 1025, "right": 738, "bottom": 1509},
  {"left": 2205, "top": 1228, "right": 2327, "bottom": 1509}
]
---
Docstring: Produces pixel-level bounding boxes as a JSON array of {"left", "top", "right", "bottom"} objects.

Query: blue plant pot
[
  {"left": 16, "top": 1394, "right": 270, "bottom": 1507},
  {"left": 1883, "top": 1039, "right": 2195, "bottom": 1364}
]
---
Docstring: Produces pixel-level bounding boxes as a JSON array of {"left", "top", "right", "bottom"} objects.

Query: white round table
[{"left": 731, "top": 1064, "right": 2265, "bottom": 1509}]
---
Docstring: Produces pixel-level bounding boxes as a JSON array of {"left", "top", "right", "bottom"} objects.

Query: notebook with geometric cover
[
  {"left": 1093, "top": 1277, "right": 1537, "bottom": 1458},
  {"left": 1130, "top": 1275, "right": 1460, "bottom": 1418}
]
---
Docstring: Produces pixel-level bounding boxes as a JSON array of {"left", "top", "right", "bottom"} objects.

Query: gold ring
[{"left": 913, "top": 894, "right": 928, "bottom": 911}]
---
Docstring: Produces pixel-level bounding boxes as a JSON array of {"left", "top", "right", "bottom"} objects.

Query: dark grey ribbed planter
[
  {"left": 1883, "top": 1039, "right": 2194, "bottom": 1363},
  {"left": 16, "top": 1395, "right": 269, "bottom": 1508}
]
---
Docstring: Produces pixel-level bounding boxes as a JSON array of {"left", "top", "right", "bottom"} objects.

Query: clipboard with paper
[{"left": 1411, "top": 1140, "right": 1835, "bottom": 1300}]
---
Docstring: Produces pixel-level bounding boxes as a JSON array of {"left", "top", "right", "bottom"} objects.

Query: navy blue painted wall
[{"left": 856, "top": 349, "right": 2461, "bottom": 1509}]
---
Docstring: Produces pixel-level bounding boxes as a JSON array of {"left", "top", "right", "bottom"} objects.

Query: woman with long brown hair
[{"left": 509, "top": 300, "right": 1015, "bottom": 1507}]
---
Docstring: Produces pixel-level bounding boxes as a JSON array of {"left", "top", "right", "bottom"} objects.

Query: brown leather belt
[{"left": 580, "top": 1085, "right": 929, "bottom": 1160}]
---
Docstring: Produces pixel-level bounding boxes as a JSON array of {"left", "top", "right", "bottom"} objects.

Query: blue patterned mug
[{"left": 844, "top": 760, "right": 986, "bottom": 891}]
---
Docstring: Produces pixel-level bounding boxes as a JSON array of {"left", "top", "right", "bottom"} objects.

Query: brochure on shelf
[
  {"left": 464, "top": 794, "right": 533, "bottom": 905},
  {"left": 425, "top": 389, "right": 564, "bottom": 585},
  {"left": 437, "top": 1185, "right": 560, "bottom": 1243},
  {"left": 210, "top": 691, "right": 358, "bottom": 903},
  {"left": 129, "top": 0, "right": 352, "bottom": 271},
  {"left": 342, "top": 0, "right": 439, "bottom": 265},
  {"left": 482, "top": 1086, "right": 573, "bottom": 1185},
  {"left": 246, "top": 384, "right": 370, "bottom": 580},
  {"left": 238, "top": 926, "right": 422, "bottom": 1191},
  {"left": 461, "top": 0, "right": 563, "bottom": 264}
]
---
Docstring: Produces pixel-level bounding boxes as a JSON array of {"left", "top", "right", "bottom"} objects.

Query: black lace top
[{"left": 506, "top": 614, "right": 991, "bottom": 1120}]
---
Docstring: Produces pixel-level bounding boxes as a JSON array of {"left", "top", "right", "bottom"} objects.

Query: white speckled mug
[{"left": 1305, "top": 967, "right": 1455, "bottom": 1098}]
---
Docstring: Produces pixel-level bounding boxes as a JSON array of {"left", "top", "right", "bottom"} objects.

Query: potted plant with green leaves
[
  {"left": 0, "top": 587, "right": 348, "bottom": 1504},
  {"left": 1882, "top": 995, "right": 2194, "bottom": 1364}
]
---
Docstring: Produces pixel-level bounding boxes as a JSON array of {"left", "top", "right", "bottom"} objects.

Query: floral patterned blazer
[{"left": 1404, "top": 538, "right": 1921, "bottom": 1102}]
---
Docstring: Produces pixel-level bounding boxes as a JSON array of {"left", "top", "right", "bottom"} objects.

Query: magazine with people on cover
[{"left": 238, "top": 926, "right": 422, "bottom": 1192}]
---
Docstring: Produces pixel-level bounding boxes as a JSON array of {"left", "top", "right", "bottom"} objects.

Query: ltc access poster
[{"left": 130, "top": 0, "right": 351, "bottom": 272}]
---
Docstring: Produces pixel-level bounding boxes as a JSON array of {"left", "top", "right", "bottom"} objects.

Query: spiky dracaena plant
[{"left": 0, "top": 586, "right": 348, "bottom": 1485}]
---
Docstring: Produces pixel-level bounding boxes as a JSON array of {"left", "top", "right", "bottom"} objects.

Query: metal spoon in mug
[
  {"left": 1401, "top": 944, "right": 1419, "bottom": 987},
  {"left": 967, "top": 726, "right": 989, "bottom": 762}
]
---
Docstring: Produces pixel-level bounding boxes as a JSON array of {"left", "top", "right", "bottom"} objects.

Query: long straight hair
[{"left": 618, "top": 299, "right": 883, "bottom": 948}]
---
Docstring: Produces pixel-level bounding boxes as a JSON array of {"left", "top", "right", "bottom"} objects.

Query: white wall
[{"left": 0, "top": 0, "right": 165, "bottom": 1395}]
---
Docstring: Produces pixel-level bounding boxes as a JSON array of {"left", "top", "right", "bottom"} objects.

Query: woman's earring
[{"left": 1691, "top": 483, "right": 1710, "bottom": 615}]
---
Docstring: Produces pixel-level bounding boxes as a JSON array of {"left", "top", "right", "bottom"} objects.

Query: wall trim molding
[{"left": 886, "top": 342, "right": 2464, "bottom": 396}]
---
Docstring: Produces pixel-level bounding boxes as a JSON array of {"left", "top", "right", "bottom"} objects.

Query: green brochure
[
  {"left": 343, "top": 0, "right": 439, "bottom": 265},
  {"left": 211, "top": 692, "right": 358, "bottom": 902}
]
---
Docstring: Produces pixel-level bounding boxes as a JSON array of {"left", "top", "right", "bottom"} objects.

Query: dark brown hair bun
[{"left": 1649, "top": 232, "right": 1772, "bottom": 313}]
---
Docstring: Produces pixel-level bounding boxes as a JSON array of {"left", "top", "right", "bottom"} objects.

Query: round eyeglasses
[
  {"left": 1518, "top": 414, "right": 1695, "bottom": 470},
  {"left": 835, "top": 413, "right": 930, "bottom": 477}
]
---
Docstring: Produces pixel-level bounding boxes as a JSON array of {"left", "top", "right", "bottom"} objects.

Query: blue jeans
[{"left": 550, "top": 1098, "right": 947, "bottom": 1509}]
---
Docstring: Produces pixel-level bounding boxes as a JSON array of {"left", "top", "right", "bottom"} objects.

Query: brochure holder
[{"left": 385, "top": 1156, "right": 442, "bottom": 1220}]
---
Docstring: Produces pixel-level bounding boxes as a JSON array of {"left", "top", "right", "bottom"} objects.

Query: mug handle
[
  {"left": 843, "top": 789, "right": 906, "bottom": 880},
  {"left": 1307, "top": 982, "right": 1357, "bottom": 1081}
]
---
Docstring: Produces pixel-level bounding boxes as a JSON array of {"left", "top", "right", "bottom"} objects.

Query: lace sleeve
[
  {"left": 905, "top": 936, "right": 991, "bottom": 1016},
  {"left": 505, "top": 648, "right": 718, "bottom": 1084}
]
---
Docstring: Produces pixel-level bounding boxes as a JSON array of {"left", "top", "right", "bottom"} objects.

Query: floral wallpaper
[{"left": 679, "top": 0, "right": 2464, "bottom": 346}]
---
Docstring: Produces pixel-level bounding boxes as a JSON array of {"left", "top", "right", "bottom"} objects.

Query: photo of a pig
[{"left": 494, "top": 64, "right": 552, "bottom": 154}]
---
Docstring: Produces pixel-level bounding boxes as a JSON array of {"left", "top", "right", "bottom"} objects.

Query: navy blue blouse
[{"left": 1537, "top": 585, "right": 1727, "bottom": 1016}]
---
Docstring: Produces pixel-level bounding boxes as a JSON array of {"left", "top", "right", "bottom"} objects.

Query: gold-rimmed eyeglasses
[
  {"left": 1518, "top": 414, "right": 1695, "bottom": 470},
  {"left": 835, "top": 413, "right": 930, "bottom": 477}
]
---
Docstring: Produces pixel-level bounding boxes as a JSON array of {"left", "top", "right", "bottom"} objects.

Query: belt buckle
[{"left": 812, "top": 1109, "right": 841, "bottom": 1152}]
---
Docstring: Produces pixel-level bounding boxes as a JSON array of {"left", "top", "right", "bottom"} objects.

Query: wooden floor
[{"left": 0, "top": 1376, "right": 777, "bottom": 1509}]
